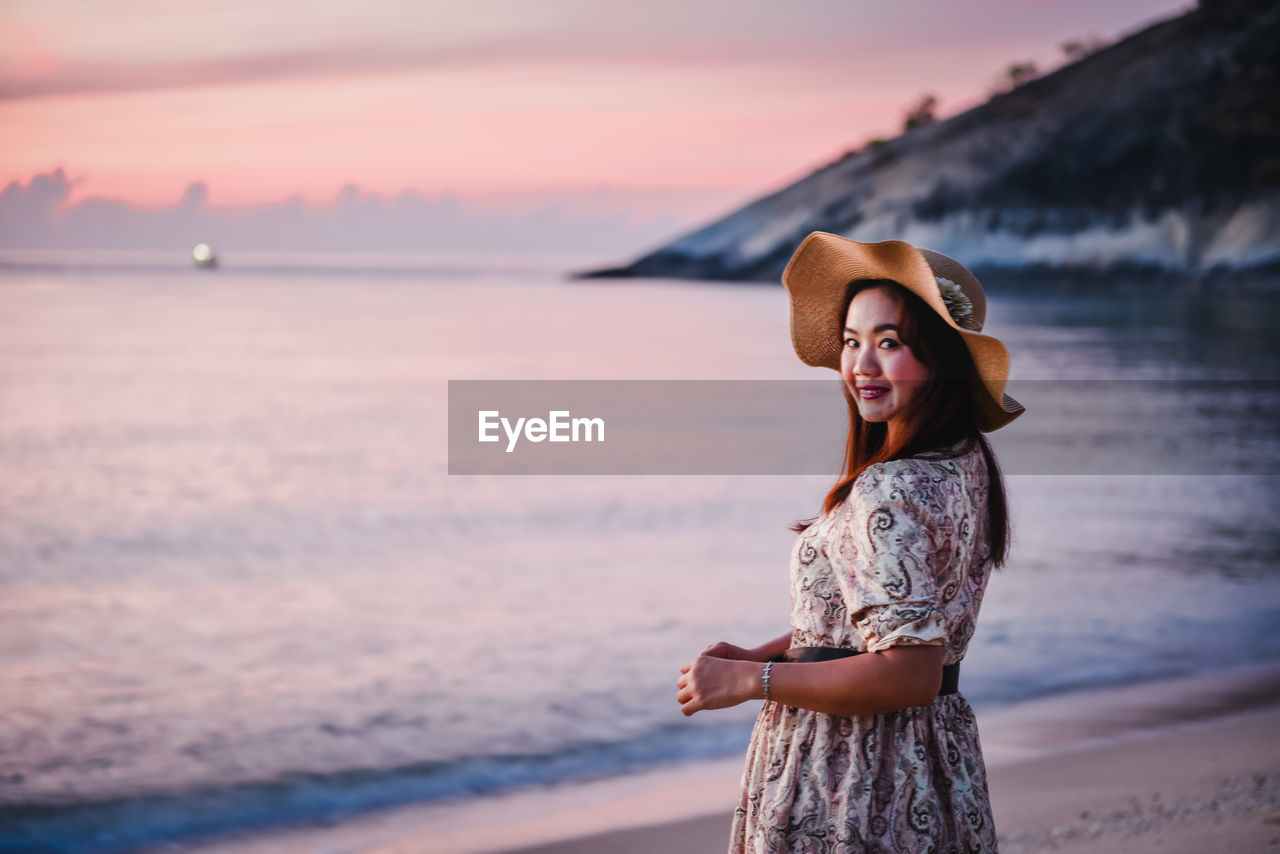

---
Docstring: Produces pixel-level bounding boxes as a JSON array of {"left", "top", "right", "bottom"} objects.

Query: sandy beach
[
  {"left": 496, "top": 701, "right": 1280, "bottom": 854},
  {"left": 496, "top": 664, "right": 1280, "bottom": 854},
  {"left": 179, "top": 662, "right": 1280, "bottom": 854}
]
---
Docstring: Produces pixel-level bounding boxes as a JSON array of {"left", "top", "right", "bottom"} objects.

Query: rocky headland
[{"left": 582, "top": 0, "right": 1280, "bottom": 288}]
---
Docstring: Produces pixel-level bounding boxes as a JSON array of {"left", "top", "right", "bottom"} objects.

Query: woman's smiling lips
[{"left": 856, "top": 384, "right": 889, "bottom": 399}]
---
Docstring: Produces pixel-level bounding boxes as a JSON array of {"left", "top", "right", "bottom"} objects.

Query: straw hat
[{"left": 781, "top": 232, "right": 1025, "bottom": 432}]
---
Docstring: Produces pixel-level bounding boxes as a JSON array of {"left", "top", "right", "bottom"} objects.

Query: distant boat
[{"left": 193, "top": 243, "right": 218, "bottom": 269}]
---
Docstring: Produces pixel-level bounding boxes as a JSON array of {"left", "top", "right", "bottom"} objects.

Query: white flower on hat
[{"left": 934, "top": 276, "right": 979, "bottom": 330}]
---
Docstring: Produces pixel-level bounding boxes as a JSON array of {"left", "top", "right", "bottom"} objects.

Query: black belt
[{"left": 769, "top": 646, "right": 959, "bottom": 697}]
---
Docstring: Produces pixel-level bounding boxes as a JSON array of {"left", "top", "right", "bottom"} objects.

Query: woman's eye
[
  {"left": 843, "top": 339, "right": 856, "bottom": 348},
  {"left": 879, "top": 339, "right": 899, "bottom": 349}
]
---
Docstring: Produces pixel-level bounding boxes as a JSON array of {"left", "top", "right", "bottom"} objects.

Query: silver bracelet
[{"left": 761, "top": 661, "right": 773, "bottom": 703}]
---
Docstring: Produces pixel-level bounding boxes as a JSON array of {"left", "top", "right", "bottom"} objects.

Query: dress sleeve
[{"left": 829, "top": 461, "right": 946, "bottom": 653}]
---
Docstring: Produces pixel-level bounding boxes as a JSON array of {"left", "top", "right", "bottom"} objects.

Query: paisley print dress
[{"left": 730, "top": 440, "right": 999, "bottom": 853}]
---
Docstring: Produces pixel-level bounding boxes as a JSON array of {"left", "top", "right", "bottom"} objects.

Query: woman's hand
[
  {"left": 676, "top": 655, "right": 757, "bottom": 716},
  {"left": 700, "top": 641, "right": 768, "bottom": 662}
]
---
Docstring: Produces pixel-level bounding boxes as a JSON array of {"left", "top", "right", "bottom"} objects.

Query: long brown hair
[{"left": 789, "top": 278, "right": 1012, "bottom": 570}]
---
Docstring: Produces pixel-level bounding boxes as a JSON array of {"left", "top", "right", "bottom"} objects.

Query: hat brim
[{"left": 781, "top": 232, "right": 1025, "bottom": 432}]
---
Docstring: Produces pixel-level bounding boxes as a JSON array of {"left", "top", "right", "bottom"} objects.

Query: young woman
[{"left": 676, "top": 233, "right": 1025, "bottom": 852}]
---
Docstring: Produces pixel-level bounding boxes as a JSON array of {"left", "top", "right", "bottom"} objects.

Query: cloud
[
  {"left": 0, "top": 0, "right": 1018, "bottom": 102},
  {"left": 0, "top": 28, "right": 870, "bottom": 102},
  {"left": 0, "top": 166, "right": 74, "bottom": 242},
  {"left": 0, "top": 168, "right": 747, "bottom": 257},
  {"left": 0, "top": 42, "right": 456, "bottom": 101}
]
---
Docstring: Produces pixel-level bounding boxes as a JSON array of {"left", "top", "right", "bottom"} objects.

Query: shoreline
[{"left": 174, "top": 660, "right": 1280, "bottom": 854}]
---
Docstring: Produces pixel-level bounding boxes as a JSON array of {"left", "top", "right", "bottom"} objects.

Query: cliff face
[{"left": 588, "top": 0, "right": 1280, "bottom": 283}]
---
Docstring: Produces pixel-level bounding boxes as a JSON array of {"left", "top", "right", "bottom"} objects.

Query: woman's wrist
[{"left": 741, "top": 660, "right": 769, "bottom": 702}]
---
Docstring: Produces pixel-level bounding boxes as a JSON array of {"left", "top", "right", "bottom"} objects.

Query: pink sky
[{"left": 1, "top": 0, "right": 1190, "bottom": 214}]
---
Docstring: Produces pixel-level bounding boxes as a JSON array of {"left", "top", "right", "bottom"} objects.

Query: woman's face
[{"left": 840, "top": 286, "right": 931, "bottom": 439}]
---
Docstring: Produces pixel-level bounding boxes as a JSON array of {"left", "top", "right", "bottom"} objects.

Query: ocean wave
[{"left": 0, "top": 719, "right": 755, "bottom": 854}]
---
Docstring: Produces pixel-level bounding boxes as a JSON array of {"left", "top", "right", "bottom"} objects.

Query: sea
[{"left": 2, "top": 249, "right": 1279, "bottom": 852}]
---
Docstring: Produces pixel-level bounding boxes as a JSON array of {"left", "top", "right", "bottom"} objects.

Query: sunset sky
[{"left": 2, "top": 0, "right": 1190, "bottom": 217}]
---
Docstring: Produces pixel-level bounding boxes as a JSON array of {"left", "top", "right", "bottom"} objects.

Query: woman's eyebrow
[{"left": 843, "top": 323, "right": 899, "bottom": 335}]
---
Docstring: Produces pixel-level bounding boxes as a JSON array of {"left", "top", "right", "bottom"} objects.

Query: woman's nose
[{"left": 853, "top": 345, "right": 879, "bottom": 376}]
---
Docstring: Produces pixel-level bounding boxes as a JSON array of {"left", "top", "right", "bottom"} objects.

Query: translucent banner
[{"left": 447, "top": 380, "right": 1280, "bottom": 475}]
